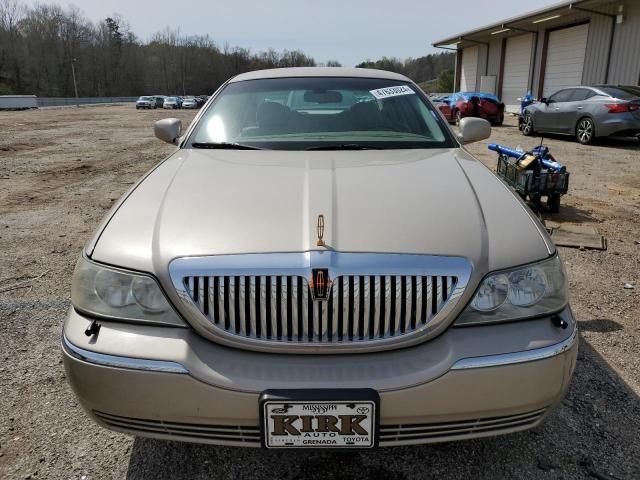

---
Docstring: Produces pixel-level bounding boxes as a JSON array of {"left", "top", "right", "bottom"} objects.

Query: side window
[
  {"left": 548, "top": 89, "right": 573, "bottom": 103},
  {"left": 569, "top": 88, "right": 594, "bottom": 101}
]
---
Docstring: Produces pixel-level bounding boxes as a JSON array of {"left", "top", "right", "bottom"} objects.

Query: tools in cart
[{"left": 488, "top": 140, "right": 570, "bottom": 213}]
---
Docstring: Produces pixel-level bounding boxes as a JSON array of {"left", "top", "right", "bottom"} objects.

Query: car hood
[{"left": 90, "top": 148, "right": 553, "bottom": 276}]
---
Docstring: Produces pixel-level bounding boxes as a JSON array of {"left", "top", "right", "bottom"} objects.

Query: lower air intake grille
[
  {"left": 378, "top": 408, "right": 547, "bottom": 446},
  {"left": 94, "top": 411, "right": 261, "bottom": 446},
  {"left": 94, "top": 408, "right": 547, "bottom": 447}
]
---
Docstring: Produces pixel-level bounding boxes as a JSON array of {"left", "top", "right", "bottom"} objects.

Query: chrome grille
[{"left": 183, "top": 274, "right": 457, "bottom": 343}]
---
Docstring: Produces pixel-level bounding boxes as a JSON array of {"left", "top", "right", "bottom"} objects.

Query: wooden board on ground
[{"left": 548, "top": 223, "right": 607, "bottom": 250}]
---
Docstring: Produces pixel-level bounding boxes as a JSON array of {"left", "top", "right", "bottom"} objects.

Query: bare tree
[{"left": 0, "top": 0, "right": 325, "bottom": 97}]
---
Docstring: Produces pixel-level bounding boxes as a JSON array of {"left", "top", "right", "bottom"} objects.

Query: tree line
[
  {"left": 0, "top": 0, "right": 318, "bottom": 97},
  {"left": 0, "top": 0, "right": 454, "bottom": 98},
  {"left": 356, "top": 54, "right": 455, "bottom": 92}
]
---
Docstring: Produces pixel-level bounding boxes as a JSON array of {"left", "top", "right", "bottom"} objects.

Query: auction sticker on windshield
[
  {"left": 262, "top": 400, "right": 377, "bottom": 448},
  {"left": 369, "top": 85, "right": 414, "bottom": 99}
]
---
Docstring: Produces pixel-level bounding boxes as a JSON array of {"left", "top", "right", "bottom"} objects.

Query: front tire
[
  {"left": 576, "top": 117, "right": 595, "bottom": 145},
  {"left": 522, "top": 113, "right": 535, "bottom": 136}
]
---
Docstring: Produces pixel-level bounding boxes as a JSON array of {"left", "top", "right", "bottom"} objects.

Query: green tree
[{"left": 437, "top": 69, "right": 454, "bottom": 92}]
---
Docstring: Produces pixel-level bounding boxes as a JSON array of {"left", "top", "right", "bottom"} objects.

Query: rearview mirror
[
  {"left": 303, "top": 90, "right": 343, "bottom": 104},
  {"left": 457, "top": 117, "right": 491, "bottom": 145},
  {"left": 154, "top": 118, "right": 182, "bottom": 144}
]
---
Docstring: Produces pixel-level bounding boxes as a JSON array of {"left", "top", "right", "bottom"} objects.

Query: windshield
[
  {"left": 187, "top": 77, "right": 454, "bottom": 150},
  {"left": 165, "top": 97, "right": 176, "bottom": 101},
  {"left": 139, "top": 96, "right": 152, "bottom": 100}
]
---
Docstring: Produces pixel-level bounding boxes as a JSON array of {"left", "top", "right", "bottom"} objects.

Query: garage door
[
  {"left": 502, "top": 33, "right": 534, "bottom": 113},
  {"left": 542, "top": 23, "right": 589, "bottom": 98},
  {"left": 459, "top": 46, "right": 478, "bottom": 91}
]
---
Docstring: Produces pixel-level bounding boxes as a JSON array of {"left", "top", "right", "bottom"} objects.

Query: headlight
[
  {"left": 72, "top": 256, "right": 185, "bottom": 326},
  {"left": 455, "top": 255, "right": 567, "bottom": 326}
]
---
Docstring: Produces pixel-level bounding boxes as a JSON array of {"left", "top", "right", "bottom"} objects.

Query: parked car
[
  {"left": 63, "top": 68, "right": 577, "bottom": 450},
  {"left": 437, "top": 92, "right": 505, "bottom": 126},
  {"left": 163, "top": 96, "right": 182, "bottom": 109},
  {"left": 521, "top": 85, "right": 640, "bottom": 144},
  {"left": 430, "top": 94, "right": 450, "bottom": 103},
  {"left": 432, "top": 95, "right": 452, "bottom": 119},
  {"left": 135, "top": 96, "right": 156, "bottom": 109},
  {"left": 182, "top": 96, "right": 200, "bottom": 109},
  {"left": 153, "top": 95, "right": 166, "bottom": 108}
]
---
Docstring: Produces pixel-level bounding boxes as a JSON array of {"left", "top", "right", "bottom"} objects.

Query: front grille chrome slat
[
  {"left": 237, "top": 277, "right": 246, "bottom": 336},
  {"left": 291, "top": 277, "right": 299, "bottom": 340},
  {"left": 372, "top": 276, "right": 381, "bottom": 338},
  {"left": 259, "top": 276, "right": 267, "bottom": 338},
  {"left": 362, "top": 276, "right": 371, "bottom": 339},
  {"left": 183, "top": 274, "right": 458, "bottom": 346}
]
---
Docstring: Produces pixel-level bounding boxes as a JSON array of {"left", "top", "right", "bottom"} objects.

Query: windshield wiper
[
  {"left": 192, "top": 142, "right": 264, "bottom": 150},
  {"left": 305, "top": 144, "right": 382, "bottom": 151}
]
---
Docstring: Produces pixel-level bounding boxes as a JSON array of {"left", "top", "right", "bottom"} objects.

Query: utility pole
[{"left": 71, "top": 58, "right": 79, "bottom": 107}]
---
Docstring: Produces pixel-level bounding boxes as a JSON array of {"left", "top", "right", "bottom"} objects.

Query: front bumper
[{"left": 62, "top": 308, "right": 577, "bottom": 447}]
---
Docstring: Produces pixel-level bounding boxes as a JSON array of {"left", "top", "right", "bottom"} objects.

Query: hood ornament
[{"left": 316, "top": 214, "right": 326, "bottom": 247}]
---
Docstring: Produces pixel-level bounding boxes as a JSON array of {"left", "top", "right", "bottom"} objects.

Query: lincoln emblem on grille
[
  {"left": 316, "top": 214, "right": 325, "bottom": 247},
  {"left": 309, "top": 268, "right": 331, "bottom": 301}
]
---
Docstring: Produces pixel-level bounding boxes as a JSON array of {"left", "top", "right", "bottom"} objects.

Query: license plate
[{"left": 260, "top": 389, "right": 378, "bottom": 449}]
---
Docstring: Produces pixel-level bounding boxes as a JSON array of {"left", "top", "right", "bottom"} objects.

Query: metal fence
[{"left": 37, "top": 96, "right": 137, "bottom": 107}]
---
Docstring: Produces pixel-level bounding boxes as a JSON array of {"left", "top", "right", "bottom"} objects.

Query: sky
[{"left": 21, "top": 0, "right": 560, "bottom": 65}]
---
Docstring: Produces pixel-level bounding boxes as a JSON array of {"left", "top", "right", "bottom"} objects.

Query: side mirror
[
  {"left": 540, "top": 97, "right": 548, "bottom": 104},
  {"left": 154, "top": 118, "right": 182, "bottom": 144},
  {"left": 457, "top": 117, "right": 491, "bottom": 144}
]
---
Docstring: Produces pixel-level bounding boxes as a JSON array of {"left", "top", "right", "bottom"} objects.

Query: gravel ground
[{"left": 0, "top": 106, "right": 639, "bottom": 480}]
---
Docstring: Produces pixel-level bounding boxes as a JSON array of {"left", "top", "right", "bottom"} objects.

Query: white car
[
  {"left": 135, "top": 96, "right": 155, "bottom": 109},
  {"left": 163, "top": 97, "right": 181, "bottom": 109},
  {"left": 182, "top": 97, "right": 199, "bottom": 109}
]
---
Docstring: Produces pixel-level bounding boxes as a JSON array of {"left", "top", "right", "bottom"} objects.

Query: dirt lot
[{"left": 0, "top": 105, "right": 639, "bottom": 480}]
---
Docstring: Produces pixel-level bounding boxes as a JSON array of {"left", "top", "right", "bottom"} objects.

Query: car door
[
  {"left": 536, "top": 89, "right": 574, "bottom": 132},
  {"left": 562, "top": 88, "right": 596, "bottom": 131}
]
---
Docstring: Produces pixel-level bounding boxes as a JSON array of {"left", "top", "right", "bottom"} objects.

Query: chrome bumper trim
[
  {"left": 62, "top": 335, "right": 188, "bottom": 374},
  {"left": 450, "top": 326, "right": 577, "bottom": 370},
  {"left": 62, "top": 325, "right": 577, "bottom": 376}
]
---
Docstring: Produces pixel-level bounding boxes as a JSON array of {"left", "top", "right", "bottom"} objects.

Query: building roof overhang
[{"left": 432, "top": 0, "right": 616, "bottom": 48}]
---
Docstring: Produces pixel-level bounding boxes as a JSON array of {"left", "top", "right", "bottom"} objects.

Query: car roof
[
  {"left": 553, "top": 86, "right": 597, "bottom": 90},
  {"left": 229, "top": 67, "right": 411, "bottom": 83},
  {"left": 593, "top": 84, "right": 637, "bottom": 88}
]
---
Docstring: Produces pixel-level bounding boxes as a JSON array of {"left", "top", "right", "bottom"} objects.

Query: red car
[{"left": 437, "top": 92, "right": 505, "bottom": 126}]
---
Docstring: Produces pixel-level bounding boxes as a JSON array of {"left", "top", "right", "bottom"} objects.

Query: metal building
[{"left": 432, "top": 0, "right": 640, "bottom": 112}]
